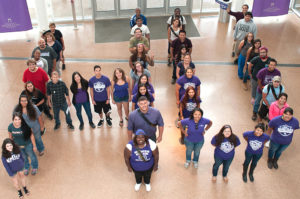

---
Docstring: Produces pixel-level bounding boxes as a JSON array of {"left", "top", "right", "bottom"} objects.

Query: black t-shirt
[
  {"left": 43, "top": 30, "right": 63, "bottom": 45},
  {"left": 177, "top": 61, "right": 195, "bottom": 77},
  {"left": 171, "top": 38, "right": 192, "bottom": 58},
  {"left": 250, "top": 56, "right": 271, "bottom": 81},
  {"left": 21, "top": 90, "right": 45, "bottom": 109}
]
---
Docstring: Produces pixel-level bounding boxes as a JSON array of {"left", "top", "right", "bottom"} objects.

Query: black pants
[
  {"left": 172, "top": 60, "right": 177, "bottom": 80},
  {"left": 133, "top": 166, "right": 153, "bottom": 184}
]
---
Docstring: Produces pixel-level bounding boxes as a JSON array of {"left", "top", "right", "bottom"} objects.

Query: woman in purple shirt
[
  {"left": 242, "top": 123, "right": 269, "bottom": 182},
  {"left": 70, "top": 72, "right": 96, "bottom": 130},
  {"left": 266, "top": 107, "right": 299, "bottom": 170},
  {"left": 124, "top": 129, "right": 159, "bottom": 192},
  {"left": 132, "top": 74, "right": 155, "bottom": 97},
  {"left": 178, "top": 108, "right": 212, "bottom": 169},
  {"left": 132, "top": 84, "right": 154, "bottom": 111},
  {"left": 211, "top": 125, "right": 240, "bottom": 183},
  {"left": 2, "top": 138, "right": 30, "bottom": 198}
]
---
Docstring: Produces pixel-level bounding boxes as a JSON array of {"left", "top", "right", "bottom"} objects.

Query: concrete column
[{"left": 34, "top": 0, "right": 49, "bottom": 31}]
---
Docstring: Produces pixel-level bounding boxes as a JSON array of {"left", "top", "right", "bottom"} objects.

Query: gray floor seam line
[{"left": 0, "top": 57, "right": 299, "bottom": 67}]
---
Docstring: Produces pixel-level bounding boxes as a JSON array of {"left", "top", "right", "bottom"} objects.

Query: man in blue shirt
[{"left": 130, "top": 7, "right": 147, "bottom": 28}]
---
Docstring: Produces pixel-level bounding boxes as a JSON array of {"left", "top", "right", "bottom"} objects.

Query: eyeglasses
[{"left": 274, "top": 81, "right": 280, "bottom": 83}]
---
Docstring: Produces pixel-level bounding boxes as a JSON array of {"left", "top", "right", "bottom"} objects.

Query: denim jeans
[
  {"left": 268, "top": 140, "right": 290, "bottom": 159},
  {"left": 238, "top": 54, "right": 246, "bottom": 79},
  {"left": 212, "top": 155, "right": 234, "bottom": 177},
  {"left": 253, "top": 89, "right": 262, "bottom": 113},
  {"left": 184, "top": 138, "right": 204, "bottom": 162},
  {"left": 243, "top": 64, "right": 250, "bottom": 83},
  {"left": 243, "top": 151, "right": 262, "bottom": 168},
  {"left": 74, "top": 101, "right": 93, "bottom": 124},
  {"left": 33, "top": 129, "right": 44, "bottom": 153},
  {"left": 53, "top": 102, "right": 72, "bottom": 125},
  {"left": 20, "top": 143, "right": 38, "bottom": 170},
  {"left": 251, "top": 79, "right": 258, "bottom": 99}
]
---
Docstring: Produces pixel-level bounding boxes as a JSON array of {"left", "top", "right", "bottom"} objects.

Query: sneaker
[
  {"left": 267, "top": 158, "right": 273, "bottom": 169},
  {"left": 145, "top": 184, "right": 151, "bottom": 192},
  {"left": 251, "top": 112, "right": 257, "bottom": 121},
  {"left": 89, "top": 122, "right": 96, "bottom": 128},
  {"left": 62, "top": 63, "right": 66, "bottom": 70},
  {"left": 273, "top": 159, "right": 279, "bottom": 169},
  {"left": 242, "top": 82, "right": 248, "bottom": 91},
  {"left": 41, "top": 128, "right": 46, "bottom": 136},
  {"left": 231, "top": 52, "right": 235, "bottom": 57},
  {"left": 68, "top": 123, "right": 75, "bottom": 130},
  {"left": 54, "top": 123, "right": 61, "bottom": 130},
  {"left": 18, "top": 190, "right": 24, "bottom": 198},
  {"left": 134, "top": 183, "right": 141, "bottom": 191},
  {"left": 24, "top": 169, "right": 29, "bottom": 176},
  {"left": 106, "top": 116, "right": 112, "bottom": 127},
  {"left": 184, "top": 162, "right": 190, "bottom": 168},
  {"left": 39, "top": 151, "right": 44, "bottom": 156},
  {"left": 179, "top": 138, "right": 184, "bottom": 145},
  {"left": 171, "top": 79, "right": 176, "bottom": 84},
  {"left": 193, "top": 162, "right": 198, "bottom": 169},
  {"left": 97, "top": 119, "right": 104, "bottom": 127},
  {"left": 265, "top": 140, "right": 270, "bottom": 148},
  {"left": 46, "top": 113, "right": 53, "bottom": 120},
  {"left": 23, "top": 186, "right": 30, "bottom": 195},
  {"left": 79, "top": 123, "right": 84, "bottom": 130},
  {"left": 31, "top": 169, "right": 38, "bottom": 175},
  {"left": 233, "top": 58, "right": 238, "bottom": 65}
]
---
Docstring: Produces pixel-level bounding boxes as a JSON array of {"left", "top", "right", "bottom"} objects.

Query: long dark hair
[
  {"left": 12, "top": 112, "right": 32, "bottom": 141},
  {"left": 215, "top": 125, "right": 238, "bottom": 147},
  {"left": 243, "top": 32, "right": 254, "bottom": 47},
  {"left": 2, "top": 138, "right": 21, "bottom": 159},
  {"left": 249, "top": 39, "right": 261, "bottom": 58},
  {"left": 130, "top": 44, "right": 147, "bottom": 64},
  {"left": 136, "top": 84, "right": 151, "bottom": 101},
  {"left": 181, "top": 86, "right": 199, "bottom": 109},
  {"left": 134, "top": 61, "right": 144, "bottom": 75},
  {"left": 176, "top": 45, "right": 187, "bottom": 63},
  {"left": 189, "top": 108, "right": 203, "bottom": 120},
  {"left": 24, "top": 81, "right": 40, "bottom": 100},
  {"left": 14, "top": 95, "right": 37, "bottom": 121},
  {"left": 137, "top": 74, "right": 150, "bottom": 88},
  {"left": 70, "top": 72, "right": 89, "bottom": 95},
  {"left": 133, "top": 134, "right": 149, "bottom": 147},
  {"left": 113, "top": 68, "right": 126, "bottom": 83}
]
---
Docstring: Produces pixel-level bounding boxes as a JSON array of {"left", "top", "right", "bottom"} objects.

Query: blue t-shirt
[
  {"left": 176, "top": 75, "right": 201, "bottom": 100},
  {"left": 132, "top": 83, "right": 155, "bottom": 95},
  {"left": 88, "top": 75, "right": 111, "bottom": 102},
  {"left": 180, "top": 95, "right": 201, "bottom": 118},
  {"left": 269, "top": 116, "right": 300, "bottom": 145},
  {"left": 181, "top": 117, "right": 211, "bottom": 143},
  {"left": 262, "top": 84, "right": 284, "bottom": 105},
  {"left": 132, "top": 93, "right": 154, "bottom": 109},
  {"left": 128, "top": 140, "right": 154, "bottom": 171},
  {"left": 8, "top": 123, "right": 31, "bottom": 146},
  {"left": 243, "top": 131, "right": 270, "bottom": 154},
  {"left": 2, "top": 154, "right": 24, "bottom": 176},
  {"left": 211, "top": 136, "right": 241, "bottom": 160},
  {"left": 113, "top": 82, "right": 129, "bottom": 98}
]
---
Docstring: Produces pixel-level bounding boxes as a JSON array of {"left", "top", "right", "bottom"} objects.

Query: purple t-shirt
[
  {"left": 256, "top": 68, "right": 281, "bottom": 93},
  {"left": 132, "top": 94, "right": 154, "bottom": 109},
  {"left": 132, "top": 83, "right": 155, "bottom": 95},
  {"left": 181, "top": 117, "right": 211, "bottom": 143},
  {"left": 269, "top": 116, "right": 300, "bottom": 145},
  {"left": 88, "top": 75, "right": 111, "bottom": 102},
  {"left": 243, "top": 131, "right": 270, "bottom": 154},
  {"left": 128, "top": 140, "right": 154, "bottom": 171},
  {"left": 176, "top": 75, "right": 201, "bottom": 100},
  {"left": 211, "top": 136, "right": 240, "bottom": 160},
  {"left": 180, "top": 95, "right": 201, "bottom": 118},
  {"left": 75, "top": 88, "right": 88, "bottom": 104}
]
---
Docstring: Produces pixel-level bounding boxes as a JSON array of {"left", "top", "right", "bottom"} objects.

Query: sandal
[
  {"left": 18, "top": 190, "right": 23, "bottom": 199},
  {"left": 23, "top": 169, "right": 29, "bottom": 176},
  {"left": 119, "top": 120, "right": 124, "bottom": 127}
]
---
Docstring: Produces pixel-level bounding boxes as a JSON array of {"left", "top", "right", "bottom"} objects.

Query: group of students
[{"left": 1, "top": 7, "right": 300, "bottom": 198}]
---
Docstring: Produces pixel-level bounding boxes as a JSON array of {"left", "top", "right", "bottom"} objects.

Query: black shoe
[
  {"left": 89, "top": 122, "right": 96, "bottom": 128},
  {"left": 242, "top": 164, "right": 248, "bottom": 183},
  {"left": 97, "top": 119, "right": 104, "bottom": 127},
  {"left": 179, "top": 137, "right": 184, "bottom": 145},
  {"left": 171, "top": 79, "right": 176, "bottom": 84},
  {"left": 62, "top": 64, "right": 66, "bottom": 70},
  {"left": 231, "top": 52, "right": 235, "bottom": 57},
  {"left": 18, "top": 190, "right": 23, "bottom": 199},
  {"left": 54, "top": 123, "right": 61, "bottom": 130},
  {"left": 79, "top": 123, "right": 84, "bottom": 130},
  {"left": 23, "top": 186, "right": 30, "bottom": 195},
  {"left": 249, "top": 173, "right": 254, "bottom": 182},
  {"left": 234, "top": 58, "right": 238, "bottom": 65},
  {"left": 273, "top": 158, "right": 279, "bottom": 169},
  {"left": 242, "top": 174, "right": 247, "bottom": 182},
  {"left": 68, "top": 123, "right": 75, "bottom": 130},
  {"left": 251, "top": 112, "right": 257, "bottom": 121},
  {"left": 46, "top": 113, "right": 53, "bottom": 120},
  {"left": 106, "top": 116, "right": 112, "bottom": 127},
  {"left": 41, "top": 128, "right": 46, "bottom": 136},
  {"left": 267, "top": 158, "right": 273, "bottom": 169}
]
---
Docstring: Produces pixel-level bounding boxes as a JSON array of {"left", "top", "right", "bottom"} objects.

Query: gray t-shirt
[
  {"left": 31, "top": 46, "right": 57, "bottom": 72},
  {"left": 130, "top": 69, "right": 151, "bottom": 83},
  {"left": 22, "top": 105, "right": 41, "bottom": 135}
]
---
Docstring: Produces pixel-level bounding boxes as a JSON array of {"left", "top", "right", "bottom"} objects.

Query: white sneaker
[
  {"left": 145, "top": 184, "right": 151, "bottom": 192},
  {"left": 134, "top": 183, "right": 141, "bottom": 191},
  {"left": 184, "top": 162, "right": 190, "bottom": 168},
  {"left": 193, "top": 162, "right": 198, "bottom": 169},
  {"left": 265, "top": 140, "right": 270, "bottom": 148}
]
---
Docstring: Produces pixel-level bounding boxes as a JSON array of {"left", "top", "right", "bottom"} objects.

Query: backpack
[{"left": 266, "top": 83, "right": 283, "bottom": 100}]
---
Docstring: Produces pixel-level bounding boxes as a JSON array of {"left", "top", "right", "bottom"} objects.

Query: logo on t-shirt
[
  {"left": 277, "top": 124, "right": 294, "bottom": 137},
  {"left": 249, "top": 140, "right": 262, "bottom": 151},
  {"left": 6, "top": 154, "right": 21, "bottom": 163},
  {"left": 183, "top": 82, "right": 195, "bottom": 90},
  {"left": 238, "top": 24, "right": 250, "bottom": 32},
  {"left": 220, "top": 142, "right": 234, "bottom": 153},
  {"left": 134, "top": 150, "right": 151, "bottom": 161},
  {"left": 94, "top": 81, "right": 105, "bottom": 93},
  {"left": 12, "top": 131, "right": 23, "bottom": 135},
  {"left": 186, "top": 102, "right": 197, "bottom": 111},
  {"left": 40, "top": 52, "right": 50, "bottom": 57},
  {"left": 263, "top": 75, "right": 275, "bottom": 85}
]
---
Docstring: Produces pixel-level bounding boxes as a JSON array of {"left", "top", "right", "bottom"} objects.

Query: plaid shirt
[{"left": 47, "top": 80, "right": 69, "bottom": 107}]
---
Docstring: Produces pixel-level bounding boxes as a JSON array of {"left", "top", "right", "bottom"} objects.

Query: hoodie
[{"left": 233, "top": 18, "right": 257, "bottom": 41}]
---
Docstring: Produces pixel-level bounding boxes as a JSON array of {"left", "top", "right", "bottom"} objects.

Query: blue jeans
[
  {"left": 212, "top": 155, "right": 234, "bottom": 177},
  {"left": 74, "top": 101, "right": 93, "bottom": 124},
  {"left": 184, "top": 138, "right": 204, "bottom": 162},
  {"left": 243, "top": 64, "right": 250, "bottom": 83},
  {"left": 253, "top": 89, "right": 262, "bottom": 113},
  {"left": 238, "top": 54, "right": 246, "bottom": 79},
  {"left": 21, "top": 143, "right": 38, "bottom": 170},
  {"left": 243, "top": 151, "right": 262, "bottom": 168},
  {"left": 268, "top": 140, "right": 290, "bottom": 159},
  {"left": 33, "top": 129, "right": 44, "bottom": 152},
  {"left": 53, "top": 102, "right": 72, "bottom": 125}
]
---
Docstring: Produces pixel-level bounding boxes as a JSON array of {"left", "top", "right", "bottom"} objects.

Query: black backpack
[{"left": 266, "top": 83, "right": 283, "bottom": 100}]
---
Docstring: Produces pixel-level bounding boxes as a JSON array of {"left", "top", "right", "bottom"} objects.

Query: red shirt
[{"left": 22, "top": 68, "right": 49, "bottom": 94}]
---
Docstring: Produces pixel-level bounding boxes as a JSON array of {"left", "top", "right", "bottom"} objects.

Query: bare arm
[
  {"left": 248, "top": 62, "right": 253, "bottom": 77},
  {"left": 111, "top": 81, "right": 115, "bottom": 104},
  {"left": 65, "top": 94, "right": 71, "bottom": 106},
  {"left": 152, "top": 148, "right": 159, "bottom": 171},
  {"left": 156, "top": 126, "right": 164, "bottom": 143},
  {"left": 47, "top": 95, "right": 52, "bottom": 107},
  {"left": 124, "top": 148, "right": 133, "bottom": 172},
  {"left": 188, "top": 47, "right": 192, "bottom": 55},
  {"left": 257, "top": 79, "right": 263, "bottom": 91},
  {"left": 266, "top": 127, "right": 273, "bottom": 136},
  {"left": 167, "top": 27, "right": 171, "bottom": 43},
  {"left": 178, "top": 121, "right": 188, "bottom": 137},
  {"left": 175, "top": 84, "right": 180, "bottom": 105},
  {"left": 30, "top": 132, "right": 37, "bottom": 152},
  {"left": 38, "top": 115, "right": 44, "bottom": 131},
  {"left": 179, "top": 103, "right": 183, "bottom": 120},
  {"left": 238, "top": 40, "right": 244, "bottom": 51},
  {"left": 106, "top": 86, "right": 111, "bottom": 104},
  {"left": 127, "top": 130, "right": 133, "bottom": 141},
  {"left": 8, "top": 132, "right": 13, "bottom": 139},
  {"left": 129, "top": 57, "right": 134, "bottom": 69},
  {"left": 60, "top": 37, "right": 65, "bottom": 50},
  {"left": 170, "top": 47, "right": 174, "bottom": 60},
  {"left": 262, "top": 92, "right": 270, "bottom": 107},
  {"left": 146, "top": 54, "right": 154, "bottom": 66},
  {"left": 35, "top": 98, "right": 45, "bottom": 107},
  {"left": 90, "top": 87, "right": 96, "bottom": 105},
  {"left": 52, "top": 59, "right": 56, "bottom": 72},
  {"left": 197, "top": 85, "right": 200, "bottom": 98},
  {"left": 176, "top": 66, "right": 180, "bottom": 79}
]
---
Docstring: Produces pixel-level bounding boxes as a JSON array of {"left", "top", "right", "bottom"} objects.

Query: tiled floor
[{"left": 0, "top": 13, "right": 300, "bottom": 199}]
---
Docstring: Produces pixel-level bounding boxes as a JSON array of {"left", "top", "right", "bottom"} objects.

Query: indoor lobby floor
[{"left": 0, "top": 13, "right": 300, "bottom": 199}]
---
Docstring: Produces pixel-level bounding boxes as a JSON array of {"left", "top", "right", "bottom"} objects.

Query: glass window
[{"left": 120, "top": 0, "right": 137, "bottom": 10}]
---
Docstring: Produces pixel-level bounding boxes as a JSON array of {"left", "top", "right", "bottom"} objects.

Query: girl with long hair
[
  {"left": 130, "top": 61, "right": 151, "bottom": 91},
  {"left": 129, "top": 43, "right": 154, "bottom": 69},
  {"left": 238, "top": 32, "right": 254, "bottom": 81},
  {"left": 167, "top": 18, "right": 182, "bottom": 65},
  {"left": 176, "top": 53, "right": 195, "bottom": 79},
  {"left": 132, "top": 84, "right": 154, "bottom": 111},
  {"left": 45, "top": 32, "right": 63, "bottom": 76},
  {"left": 132, "top": 74, "right": 155, "bottom": 97}
]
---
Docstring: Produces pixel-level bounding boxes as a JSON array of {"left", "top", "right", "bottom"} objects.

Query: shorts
[
  {"left": 113, "top": 95, "right": 129, "bottom": 103},
  {"left": 258, "top": 103, "right": 269, "bottom": 119},
  {"left": 94, "top": 101, "right": 111, "bottom": 114}
]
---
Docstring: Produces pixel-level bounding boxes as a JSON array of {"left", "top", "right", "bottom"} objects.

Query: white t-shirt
[
  {"left": 36, "top": 59, "right": 45, "bottom": 69},
  {"left": 126, "top": 139, "right": 156, "bottom": 151},
  {"left": 170, "top": 25, "right": 180, "bottom": 41},
  {"left": 130, "top": 24, "right": 150, "bottom": 37},
  {"left": 167, "top": 15, "right": 187, "bottom": 25}
]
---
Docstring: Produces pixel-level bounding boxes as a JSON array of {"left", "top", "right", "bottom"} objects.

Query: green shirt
[
  {"left": 129, "top": 36, "right": 149, "bottom": 49},
  {"left": 8, "top": 123, "right": 31, "bottom": 146}
]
